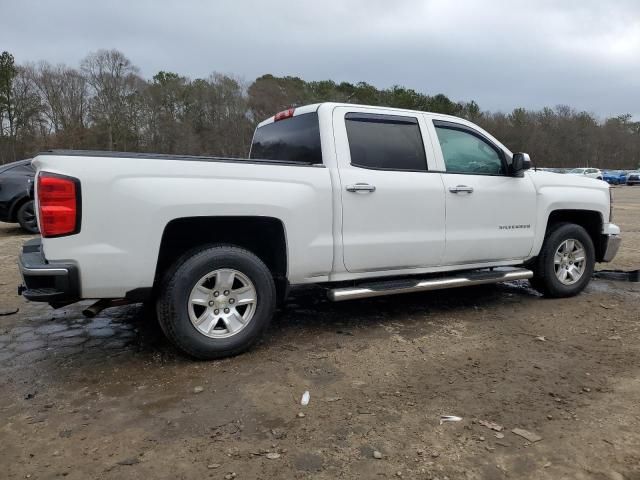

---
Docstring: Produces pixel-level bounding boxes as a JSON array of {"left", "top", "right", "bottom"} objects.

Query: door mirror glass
[{"left": 511, "top": 152, "right": 531, "bottom": 177}]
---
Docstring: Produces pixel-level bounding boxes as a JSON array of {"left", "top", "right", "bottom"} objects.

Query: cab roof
[{"left": 256, "top": 102, "right": 468, "bottom": 128}]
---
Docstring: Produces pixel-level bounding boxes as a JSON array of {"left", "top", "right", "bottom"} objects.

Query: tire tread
[
  {"left": 156, "top": 244, "right": 275, "bottom": 359},
  {"left": 529, "top": 222, "right": 594, "bottom": 298}
]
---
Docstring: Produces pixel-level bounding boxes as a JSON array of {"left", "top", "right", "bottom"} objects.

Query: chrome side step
[{"left": 327, "top": 268, "right": 533, "bottom": 302}]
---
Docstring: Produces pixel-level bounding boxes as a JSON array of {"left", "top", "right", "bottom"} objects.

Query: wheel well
[
  {"left": 546, "top": 210, "right": 605, "bottom": 260},
  {"left": 154, "top": 216, "right": 288, "bottom": 294},
  {"left": 9, "top": 196, "right": 30, "bottom": 222}
]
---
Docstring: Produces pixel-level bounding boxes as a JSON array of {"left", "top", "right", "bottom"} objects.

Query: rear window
[
  {"left": 345, "top": 113, "right": 427, "bottom": 171},
  {"left": 250, "top": 112, "right": 322, "bottom": 164}
]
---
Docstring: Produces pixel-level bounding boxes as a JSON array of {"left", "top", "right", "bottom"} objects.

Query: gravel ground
[{"left": 0, "top": 187, "right": 639, "bottom": 480}]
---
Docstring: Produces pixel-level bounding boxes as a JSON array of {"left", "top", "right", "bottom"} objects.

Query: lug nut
[
  {"left": 224, "top": 308, "right": 230, "bottom": 314},
  {"left": 208, "top": 301, "right": 215, "bottom": 306},
  {"left": 229, "top": 298, "right": 235, "bottom": 304},
  {"left": 214, "top": 291, "right": 220, "bottom": 297},
  {"left": 214, "top": 309, "right": 219, "bottom": 315},
  {"left": 224, "top": 290, "right": 230, "bottom": 295}
]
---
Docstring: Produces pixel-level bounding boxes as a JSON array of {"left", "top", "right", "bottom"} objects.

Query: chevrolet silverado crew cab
[{"left": 19, "top": 103, "right": 621, "bottom": 359}]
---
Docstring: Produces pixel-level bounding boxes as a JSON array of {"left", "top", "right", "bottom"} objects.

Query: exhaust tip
[
  {"left": 82, "top": 302, "right": 102, "bottom": 318},
  {"left": 82, "top": 299, "right": 130, "bottom": 318}
]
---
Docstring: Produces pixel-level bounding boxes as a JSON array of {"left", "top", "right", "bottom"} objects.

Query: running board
[{"left": 327, "top": 268, "right": 533, "bottom": 302}]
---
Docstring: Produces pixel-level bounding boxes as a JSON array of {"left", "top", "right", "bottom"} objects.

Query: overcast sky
[{"left": 2, "top": 0, "right": 639, "bottom": 118}]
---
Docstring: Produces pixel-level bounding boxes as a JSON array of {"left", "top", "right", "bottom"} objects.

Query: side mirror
[{"left": 512, "top": 152, "right": 531, "bottom": 177}]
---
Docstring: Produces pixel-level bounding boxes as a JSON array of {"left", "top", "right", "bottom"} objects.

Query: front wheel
[
  {"left": 156, "top": 245, "right": 276, "bottom": 359},
  {"left": 529, "top": 223, "right": 595, "bottom": 297}
]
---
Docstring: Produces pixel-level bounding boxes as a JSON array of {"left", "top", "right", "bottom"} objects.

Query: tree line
[{"left": 1, "top": 49, "right": 638, "bottom": 169}]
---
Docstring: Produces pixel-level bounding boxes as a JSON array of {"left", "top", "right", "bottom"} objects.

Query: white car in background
[
  {"left": 627, "top": 171, "right": 640, "bottom": 186},
  {"left": 569, "top": 167, "right": 603, "bottom": 180}
]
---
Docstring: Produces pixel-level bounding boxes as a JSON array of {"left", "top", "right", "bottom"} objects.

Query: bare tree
[
  {"left": 33, "top": 62, "right": 88, "bottom": 137},
  {"left": 81, "top": 49, "right": 140, "bottom": 150}
]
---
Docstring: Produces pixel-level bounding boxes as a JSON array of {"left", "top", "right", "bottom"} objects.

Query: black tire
[
  {"left": 16, "top": 200, "right": 39, "bottom": 233},
  {"left": 156, "top": 245, "right": 276, "bottom": 359},
  {"left": 529, "top": 223, "right": 595, "bottom": 298}
]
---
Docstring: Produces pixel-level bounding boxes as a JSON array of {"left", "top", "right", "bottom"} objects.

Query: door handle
[
  {"left": 448, "top": 185, "right": 474, "bottom": 194},
  {"left": 346, "top": 183, "right": 376, "bottom": 193}
]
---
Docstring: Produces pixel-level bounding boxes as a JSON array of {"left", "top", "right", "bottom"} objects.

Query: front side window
[
  {"left": 434, "top": 124, "right": 505, "bottom": 175},
  {"left": 345, "top": 113, "right": 428, "bottom": 171},
  {"left": 250, "top": 112, "right": 322, "bottom": 164}
]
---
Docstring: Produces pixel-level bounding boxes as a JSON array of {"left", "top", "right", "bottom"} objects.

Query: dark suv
[{"left": 0, "top": 159, "right": 38, "bottom": 233}]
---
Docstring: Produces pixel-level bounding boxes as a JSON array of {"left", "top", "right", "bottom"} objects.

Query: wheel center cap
[{"left": 214, "top": 295, "right": 229, "bottom": 308}]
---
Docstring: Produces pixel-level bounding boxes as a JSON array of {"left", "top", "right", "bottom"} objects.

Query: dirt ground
[{"left": 1, "top": 187, "right": 639, "bottom": 480}]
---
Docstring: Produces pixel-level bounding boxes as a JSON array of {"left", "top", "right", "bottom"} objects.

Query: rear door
[
  {"left": 333, "top": 106, "right": 446, "bottom": 272},
  {"left": 428, "top": 118, "right": 537, "bottom": 265}
]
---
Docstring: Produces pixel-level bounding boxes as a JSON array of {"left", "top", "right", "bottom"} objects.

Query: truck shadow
[
  {"left": 0, "top": 281, "right": 542, "bottom": 371},
  {"left": 268, "top": 280, "right": 541, "bottom": 341}
]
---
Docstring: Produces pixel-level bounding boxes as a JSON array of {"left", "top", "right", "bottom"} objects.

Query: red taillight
[
  {"left": 38, "top": 173, "right": 81, "bottom": 237},
  {"left": 274, "top": 108, "right": 295, "bottom": 121}
]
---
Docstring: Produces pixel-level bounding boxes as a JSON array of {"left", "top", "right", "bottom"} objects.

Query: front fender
[{"left": 530, "top": 184, "right": 609, "bottom": 257}]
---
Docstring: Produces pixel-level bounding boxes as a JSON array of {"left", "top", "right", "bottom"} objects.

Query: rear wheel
[
  {"left": 156, "top": 245, "right": 276, "bottom": 359},
  {"left": 16, "top": 200, "right": 39, "bottom": 233},
  {"left": 529, "top": 223, "right": 595, "bottom": 297}
]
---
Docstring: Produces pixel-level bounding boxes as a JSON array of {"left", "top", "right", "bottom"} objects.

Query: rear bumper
[
  {"left": 601, "top": 234, "right": 622, "bottom": 263},
  {"left": 18, "top": 238, "right": 80, "bottom": 304}
]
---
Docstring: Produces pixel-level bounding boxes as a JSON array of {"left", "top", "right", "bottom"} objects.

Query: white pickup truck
[{"left": 19, "top": 102, "right": 621, "bottom": 359}]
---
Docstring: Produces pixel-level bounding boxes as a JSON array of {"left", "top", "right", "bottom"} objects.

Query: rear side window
[
  {"left": 250, "top": 112, "right": 322, "bottom": 164},
  {"left": 345, "top": 113, "right": 428, "bottom": 171}
]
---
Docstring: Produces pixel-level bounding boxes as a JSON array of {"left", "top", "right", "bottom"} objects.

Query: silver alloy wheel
[
  {"left": 188, "top": 268, "right": 257, "bottom": 338},
  {"left": 554, "top": 238, "right": 587, "bottom": 286}
]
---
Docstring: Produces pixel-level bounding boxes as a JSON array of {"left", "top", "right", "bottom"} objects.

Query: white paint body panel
[
  {"left": 32, "top": 102, "right": 618, "bottom": 299},
  {"left": 439, "top": 173, "right": 537, "bottom": 264}
]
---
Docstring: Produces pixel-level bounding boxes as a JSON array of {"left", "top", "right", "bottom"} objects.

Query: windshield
[{"left": 569, "top": 168, "right": 585, "bottom": 174}]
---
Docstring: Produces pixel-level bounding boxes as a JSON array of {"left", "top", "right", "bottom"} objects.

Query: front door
[
  {"left": 429, "top": 119, "right": 537, "bottom": 265},
  {"left": 333, "top": 107, "right": 446, "bottom": 273}
]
